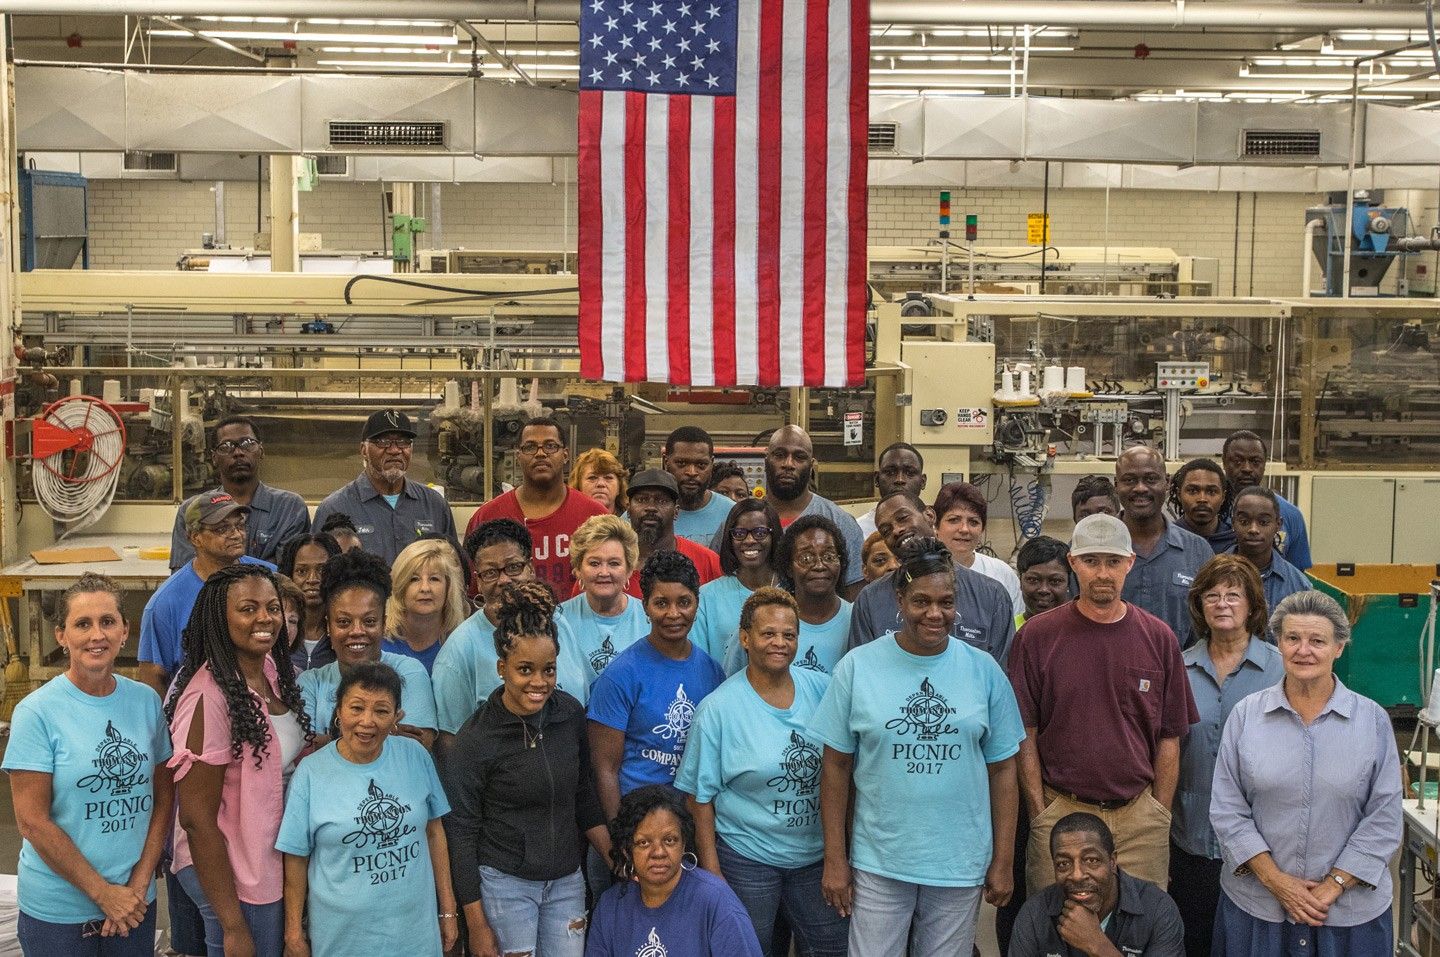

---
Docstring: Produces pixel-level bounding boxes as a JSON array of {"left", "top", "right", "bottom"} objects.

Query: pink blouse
[{"left": 168, "top": 659, "right": 286, "bottom": 905}]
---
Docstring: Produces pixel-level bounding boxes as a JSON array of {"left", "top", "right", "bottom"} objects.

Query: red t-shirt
[
  {"left": 624, "top": 537, "right": 723, "bottom": 598},
  {"left": 468, "top": 488, "right": 610, "bottom": 598},
  {"left": 1008, "top": 600, "right": 1198, "bottom": 803}
]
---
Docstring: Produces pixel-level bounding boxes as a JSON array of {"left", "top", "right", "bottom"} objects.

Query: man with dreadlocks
[
  {"left": 165, "top": 563, "right": 315, "bottom": 957},
  {"left": 1168, "top": 458, "right": 1236, "bottom": 555}
]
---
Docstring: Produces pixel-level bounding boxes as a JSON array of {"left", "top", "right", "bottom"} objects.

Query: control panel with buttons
[{"left": 1156, "top": 361, "right": 1210, "bottom": 390}]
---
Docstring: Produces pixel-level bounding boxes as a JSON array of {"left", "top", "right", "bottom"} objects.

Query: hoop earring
[{"left": 680, "top": 852, "right": 698, "bottom": 871}]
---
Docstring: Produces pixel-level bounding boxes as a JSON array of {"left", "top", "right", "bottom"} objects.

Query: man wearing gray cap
[
  {"left": 622, "top": 468, "right": 722, "bottom": 596},
  {"left": 1008, "top": 514, "right": 1198, "bottom": 894},
  {"left": 312, "top": 408, "right": 458, "bottom": 566}
]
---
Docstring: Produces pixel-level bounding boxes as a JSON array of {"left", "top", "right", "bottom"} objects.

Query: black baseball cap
[
  {"left": 629, "top": 468, "right": 679, "bottom": 499},
  {"left": 362, "top": 409, "right": 417, "bottom": 441}
]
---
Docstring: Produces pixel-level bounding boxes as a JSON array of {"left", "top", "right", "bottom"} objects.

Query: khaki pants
[{"left": 1026, "top": 785, "right": 1172, "bottom": 893}]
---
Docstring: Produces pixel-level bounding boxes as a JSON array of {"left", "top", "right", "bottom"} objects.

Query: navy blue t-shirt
[{"left": 585, "top": 867, "right": 761, "bottom": 957}]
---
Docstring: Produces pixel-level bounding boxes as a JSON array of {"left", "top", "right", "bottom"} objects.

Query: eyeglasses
[
  {"left": 519, "top": 441, "right": 564, "bottom": 457},
  {"left": 203, "top": 519, "right": 246, "bottom": 537},
  {"left": 1202, "top": 592, "right": 1246, "bottom": 606},
  {"left": 368, "top": 437, "right": 414, "bottom": 451},
  {"left": 794, "top": 551, "right": 841, "bottom": 569},
  {"left": 477, "top": 560, "right": 530, "bottom": 583},
  {"left": 729, "top": 526, "right": 772, "bottom": 542},
  {"left": 214, "top": 437, "right": 260, "bottom": 454}
]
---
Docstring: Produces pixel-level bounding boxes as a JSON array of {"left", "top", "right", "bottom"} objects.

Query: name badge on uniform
[
  {"left": 415, "top": 521, "right": 436, "bottom": 535},
  {"left": 1173, "top": 571, "right": 1194, "bottom": 587},
  {"left": 255, "top": 529, "right": 272, "bottom": 543},
  {"left": 356, "top": 524, "right": 375, "bottom": 535},
  {"left": 1138, "top": 678, "right": 1151, "bottom": 692}
]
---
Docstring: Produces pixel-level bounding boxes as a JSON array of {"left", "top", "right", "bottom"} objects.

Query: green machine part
[
  {"left": 391, "top": 214, "right": 427, "bottom": 265},
  {"left": 1309, "top": 564, "right": 1436, "bottom": 710}
]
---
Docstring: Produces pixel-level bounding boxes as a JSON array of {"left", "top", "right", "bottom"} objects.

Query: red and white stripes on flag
[{"left": 578, "top": 0, "right": 869, "bottom": 388}]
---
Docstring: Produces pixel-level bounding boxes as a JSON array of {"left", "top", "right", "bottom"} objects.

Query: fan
[{"left": 31, "top": 395, "right": 127, "bottom": 537}]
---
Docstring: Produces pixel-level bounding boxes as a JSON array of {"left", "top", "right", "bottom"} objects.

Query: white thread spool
[
  {"left": 1019, "top": 369, "right": 1032, "bottom": 397},
  {"left": 443, "top": 380, "right": 461, "bottom": 410},
  {"left": 1000, "top": 370, "right": 1016, "bottom": 396},
  {"left": 102, "top": 379, "right": 121, "bottom": 404},
  {"left": 1066, "top": 366, "right": 1086, "bottom": 392},
  {"left": 1042, "top": 365, "right": 1064, "bottom": 393}
]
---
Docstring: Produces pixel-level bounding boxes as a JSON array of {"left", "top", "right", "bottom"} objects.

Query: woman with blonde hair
[
  {"left": 561, "top": 514, "right": 649, "bottom": 691},
  {"left": 383, "top": 538, "right": 470, "bottom": 673},
  {"left": 570, "top": 448, "right": 629, "bottom": 515}
]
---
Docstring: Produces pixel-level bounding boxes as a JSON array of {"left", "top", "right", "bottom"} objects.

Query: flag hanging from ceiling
[{"left": 577, "top": 0, "right": 869, "bottom": 388}]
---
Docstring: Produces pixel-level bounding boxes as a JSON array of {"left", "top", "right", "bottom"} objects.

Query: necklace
[{"left": 521, "top": 718, "right": 544, "bottom": 749}]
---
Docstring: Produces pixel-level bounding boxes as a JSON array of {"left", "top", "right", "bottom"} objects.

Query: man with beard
[
  {"left": 1009, "top": 813, "right": 1184, "bottom": 957},
  {"left": 168, "top": 416, "right": 308, "bottom": 570},
  {"left": 1220, "top": 430, "right": 1311, "bottom": 570},
  {"left": 847, "top": 490, "right": 1014, "bottom": 665},
  {"left": 1009, "top": 515, "right": 1196, "bottom": 893},
  {"left": 313, "top": 408, "right": 458, "bottom": 567},
  {"left": 467, "top": 416, "right": 609, "bottom": 598},
  {"left": 757, "top": 425, "right": 866, "bottom": 598},
  {"left": 664, "top": 426, "right": 735, "bottom": 546},
  {"left": 1167, "top": 458, "right": 1234, "bottom": 554},
  {"left": 623, "top": 469, "right": 721, "bottom": 596},
  {"left": 856, "top": 441, "right": 927, "bottom": 538},
  {"left": 1114, "top": 446, "right": 1213, "bottom": 647}
]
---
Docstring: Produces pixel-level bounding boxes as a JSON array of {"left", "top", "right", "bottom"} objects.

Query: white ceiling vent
[
  {"left": 314, "top": 154, "right": 350, "bottom": 177},
  {"left": 328, "top": 120, "right": 446, "bottom": 149},
  {"left": 869, "top": 122, "right": 899, "bottom": 153},
  {"left": 1241, "top": 129, "right": 1322, "bottom": 158},
  {"left": 121, "top": 150, "right": 178, "bottom": 177}
]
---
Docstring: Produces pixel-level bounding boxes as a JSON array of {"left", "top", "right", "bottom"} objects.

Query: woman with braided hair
[
  {"left": 165, "top": 562, "right": 315, "bottom": 957},
  {"left": 443, "top": 580, "right": 610, "bottom": 957}
]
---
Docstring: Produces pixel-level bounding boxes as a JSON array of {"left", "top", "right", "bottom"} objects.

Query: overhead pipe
[{"left": 0, "top": 0, "right": 1433, "bottom": 29}]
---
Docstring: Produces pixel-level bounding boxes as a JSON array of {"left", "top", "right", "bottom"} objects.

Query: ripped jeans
[{"left": 478, "top": 865, "right": 588, "bottom": 957}]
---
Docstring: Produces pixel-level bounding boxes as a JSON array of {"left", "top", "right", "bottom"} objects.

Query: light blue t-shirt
[
  {"left": 676, "top": 667, "right": 830, "bottom": 869},
  {"left": 138, "top": 555, "right": 275, "bottom": 676},
  {"left": 690, "top": 575, "right": 754, "bottom": 665},
  {"left": 558, "top": 593, "right": 650, "bottom": 688},
  {"left": 675, "top": 491, "right": 737, "bottom": 547},
  {"left": 3, "top": 675, "right": 173, "bottom": 923},
  {"left": 275, "top": 737, "right": 449, "bottom": 957},
  {"left": 587, "top": 637, "right": 725, "bottom": 794},
  {"left": 299, "top": 652, "right": 437, "bottom": 735},
  {"left": 382, "top": 493, "right": 401, "bottom": 509},
  {"left": 808, "top": 633, "right": 1025, "bottom": 887},
  {"left": 430, "top": 610, "right": 589, "bottom": 734},
  {"left": 723, "top": 600, "right": 853, "bottom": 676}
]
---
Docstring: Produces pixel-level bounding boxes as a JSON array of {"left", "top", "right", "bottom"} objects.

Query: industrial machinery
[
  {"left": 1307, "top": 190, "right": 1440, "bottom": 296},
  {"left": 18, "top": 168, "right": 88, "bottom": 271}
]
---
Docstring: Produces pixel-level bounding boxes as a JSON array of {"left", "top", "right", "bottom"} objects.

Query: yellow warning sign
[{"left": 1027, "top": 213, "right": 1050, "bottom": 246}]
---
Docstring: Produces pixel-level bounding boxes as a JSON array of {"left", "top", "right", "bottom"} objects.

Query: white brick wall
[{"left": 85, "top": 179, "right": 1431, "bottom": 297}]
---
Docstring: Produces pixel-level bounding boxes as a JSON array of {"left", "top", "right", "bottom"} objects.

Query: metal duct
[{"left": 0, "top": 0, "right": 1431, "bottom": 29}]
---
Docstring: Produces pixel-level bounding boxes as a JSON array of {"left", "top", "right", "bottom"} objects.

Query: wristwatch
[{"left": 1330, "top": 872, "right": 1350, "bottom": 891}]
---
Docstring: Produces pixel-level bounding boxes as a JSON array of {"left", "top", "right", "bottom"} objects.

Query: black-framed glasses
[
  {"left": 476, "top": 560, "right": 530, "bottom": 583},
  {"left": 729, "top": 526, "right": 772, "bottom": 542},
  {"left": 518, "top": 441, "right": 564, "bottom": 456},
  {"left": 368, "top": 437, "right": 414, "bottom": 451},
  {"left": 214, "top": 437, "right": 260, "bottom": 454}
]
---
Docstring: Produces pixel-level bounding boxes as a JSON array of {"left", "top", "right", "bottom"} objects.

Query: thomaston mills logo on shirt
[
  {"left": 886, "top": 677, "right": 959, "bottom": 742},
  {"left": 768, "top": 731, "right": 821, "bottom": 797},
  {"left": 638, "top": 927, "right": 667, "bottom": 957},
  {"left": 78, "top": 720, "right": 149, "bottom": 796},
  {"left": 794, "top": 646, "right": 825, "bottom": 673},
  {"left": 589, "top": 635, "right": 619, "bottom": 675},
  {"left": 343, "top": 778, "right": 415, "bottom": 850},
  {"left": 651, "top": 684, "right": 697, "bottom": 743}
]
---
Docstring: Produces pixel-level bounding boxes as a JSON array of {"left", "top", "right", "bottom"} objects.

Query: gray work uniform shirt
[
  {"left": 1210, "top": 677, "right": 1402, "bottom": 926},
  {"left": 312, "top": 473, "right": 458, "bottom": 567},
  {"left": 845, "top": 564, "right": 1015, "bottom": 667},
  {"left": 1008, "top": 868, "right": 1185, "bottom": 957},
  {"left": 1120, "top": 517, "right": 1213, "bottom": 646},
  {"left": 168, "top": 482, "right": 310, "bottom": 570}
]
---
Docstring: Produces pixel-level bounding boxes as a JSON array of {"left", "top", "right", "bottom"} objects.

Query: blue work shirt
[
  {"left": 1210, "top": 678, "right": 1401, "bottom": 927},
  {"left": 1274, "top": 492, "right": 1312, "bottom": 570},
  {"left": 1120, "top": 517, "right": 1213, "bottom": 647},
  {"left": 1172, "top": 636, "right": 1283, "bottom": 859},
  {"left": 312, "top": 473, "right": 457, "bottom": 567},
  {"left": 1223, "top": 547, "right": 1312, "bottom": 616},
  {"left": 138, "top": 555, "right": 275, "bottom": 677},
  {"left": 847, "top": 566, "right": 1014, "bottom": 668},
  {"left": 169, "top": 482, "right": 310, "bottom": 570}
]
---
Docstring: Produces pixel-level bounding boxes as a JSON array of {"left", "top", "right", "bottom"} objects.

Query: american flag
[{"left": 577, "top": 0, "right": 869, "bottom": 388}]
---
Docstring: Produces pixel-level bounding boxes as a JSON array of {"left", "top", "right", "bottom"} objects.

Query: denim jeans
[
  {"left": 478, "top": 866, "right": 588, "bottom": 957},
  {"left": 715, "top": 838, "right": 848, "bottom": 957},
  {"left": 847, "top": 868, "right": 982, "bottom": 957},
  {"left": 174, "top": 866, "right": 283, "bottom": 957},
  {"left": 165, "top": 868, "right": 208, "bottom": 955},
  {"left": 18, "top": 906, "right": 157, "bottom": 957}
]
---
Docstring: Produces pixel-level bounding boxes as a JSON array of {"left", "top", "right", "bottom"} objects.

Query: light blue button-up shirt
[
  {"left": 1172, "top": 637, "right": 1284, "bottom": 858},
  {"left": 1210, "top": 677, "right": 1401, "bottom": 926}
]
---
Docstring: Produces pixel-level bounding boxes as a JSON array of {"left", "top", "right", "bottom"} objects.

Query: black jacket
[{"left": 442, "top": 687, "right": 606, "bottom": 906}]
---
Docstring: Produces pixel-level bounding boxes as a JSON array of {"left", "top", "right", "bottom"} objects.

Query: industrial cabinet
[{"left": 1310, "top": 476, "right": 1440, "bottom": 565}]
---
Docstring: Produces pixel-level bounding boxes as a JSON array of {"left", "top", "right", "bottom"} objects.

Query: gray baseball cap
[{"left": 1069, "top": 514, "right": 1134, "bottom": 557}]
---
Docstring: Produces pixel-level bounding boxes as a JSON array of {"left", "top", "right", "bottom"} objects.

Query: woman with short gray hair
[{"left": 1209, "top": 590, "right": 1400, "bottom": 954}]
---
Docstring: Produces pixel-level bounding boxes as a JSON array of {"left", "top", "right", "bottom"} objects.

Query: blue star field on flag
[{"left": 579, "top": 0, "right": 739, "bottom": 96}]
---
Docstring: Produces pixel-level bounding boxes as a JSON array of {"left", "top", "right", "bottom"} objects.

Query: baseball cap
[
  {"left": 1069, "top": 514, "right": 1134, "bottom": 557},
  {"left": 184, "top": 491, "right": 249, "bottom": 532},
  {"left": 362, "top": 409, "right": 417, "bottom": 442},
  {"left": 628, "top": 469, "right": 679, "bottom": 499}
]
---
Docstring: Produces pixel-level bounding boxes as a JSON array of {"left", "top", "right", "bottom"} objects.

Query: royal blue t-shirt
[
  {"left": 808, "top": 632, "right": 1025, "bottom": 887},
  {"left": 675, "top": 667, "right": 830, "bottom": 869},
  {"left": 380, "top": 636, "right": 442, "bottom": 674},
  {"left": 276, "top": 737, "right": 449, "bottom": 957},
  {"left": 586, "top": 867, "right": 762, "bottom": 957},
  {"left": 431, "top": 610, "right": 590, "bottom": 734},
  {"left": 587, "top": 638, "right": 724, "bottom": 794},
  {"left": 3, "top": 675, "right": 172, "bottom": 923},
  {"left": 138, "top": 556, "right": 275, "bottom": 676},
  {"left": 722, "top": 601, "right": 853, "bottom": 676},
  {"left": 299, "top": 652, "right": 437, "bottom": 735},
  {"left": 559, "top": 593, "right": 650, "bottom": 688}
]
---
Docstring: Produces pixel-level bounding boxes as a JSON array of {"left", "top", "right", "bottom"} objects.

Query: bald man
[
  {"left": 1113, "top": 446, "right": 1213, "bottom": 646},
  {"left": 753, "top": 425, "right": 867, "bottom": 598}
]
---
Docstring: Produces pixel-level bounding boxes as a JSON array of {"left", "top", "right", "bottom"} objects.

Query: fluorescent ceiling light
[
  {"left": 315, "top": 58, "right": 577, "bottom": 72},
  {"left": 870, "top": 43, "right": 1074, "bottom": 53},
  {"left": 319, "top": 46, "right": 447, "bottom": 54},
  {"left": 869, "top": 86, "right": 987, "bottom": 96},
  {"left": 871, "top": 67, "right": 1016, "bottom": 76},
  {"left": 304, "top": 18, "right": 452, "bottom": 27},
  {"left": 151, "top": 28, "right": 458, "bottom": 45}
]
